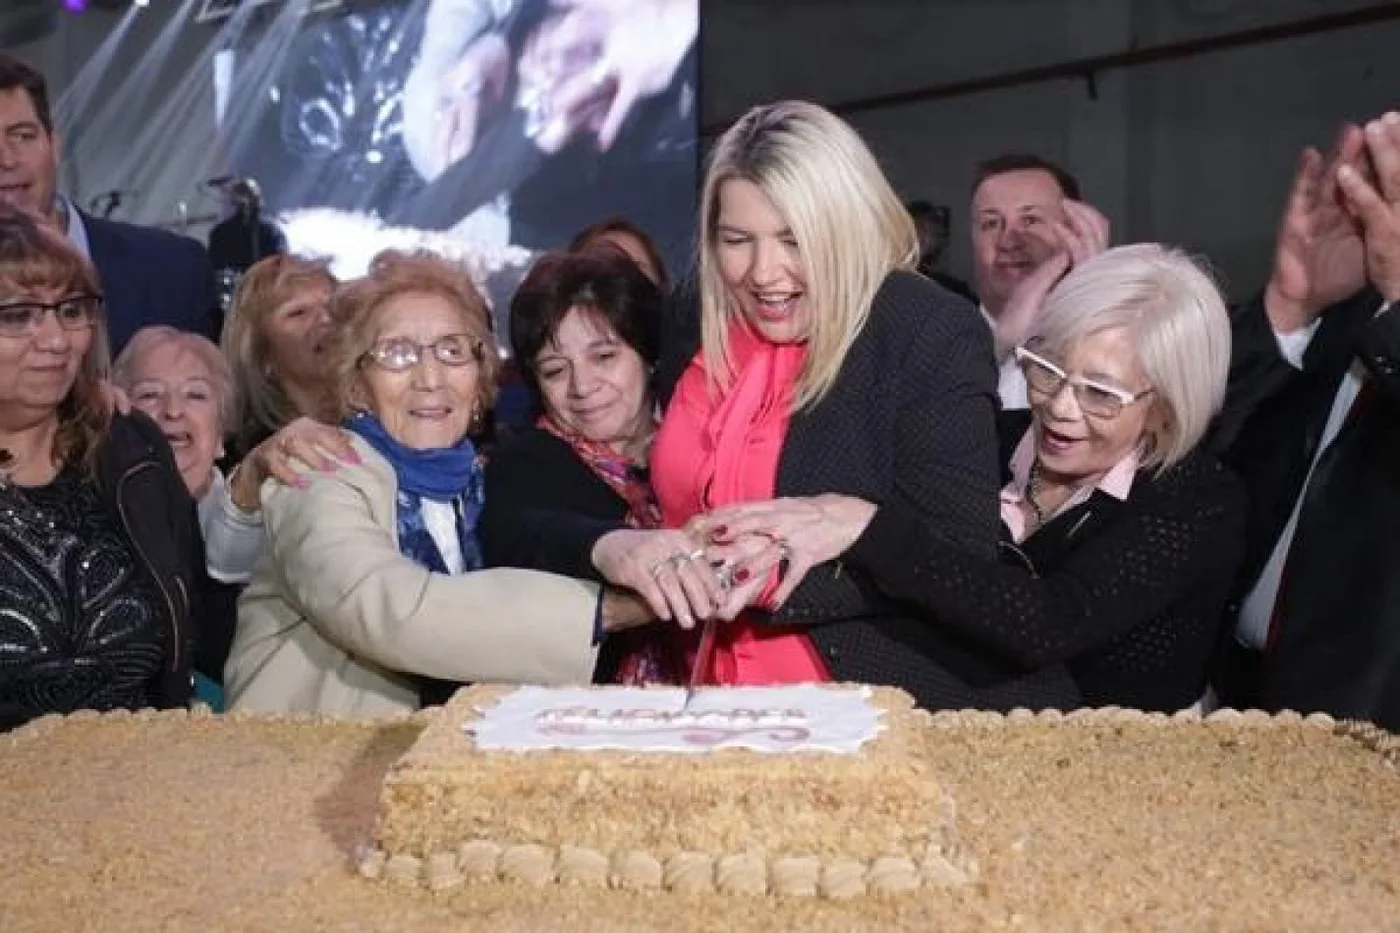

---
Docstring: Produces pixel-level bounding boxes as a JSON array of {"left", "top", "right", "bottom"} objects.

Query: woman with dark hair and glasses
[
  {"left": 225, "top": 251, "right": 652, "bottom": 715},
  {"left": 704, "top": 245, "right": 1248, "bottom": 712},
  {"left": 0, "top": 206, "right": 205, "bottom": 731}
]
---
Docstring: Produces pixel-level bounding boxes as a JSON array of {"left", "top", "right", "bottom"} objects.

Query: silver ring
[
  {"left": 647, "top": 559, "right": 669, "bottom": 579},
  {"left": 683, "top": 548, "right": 705, "bottom": 562},
  {"left": 666, "top": 550, "right": 691, "bottom": 568}
]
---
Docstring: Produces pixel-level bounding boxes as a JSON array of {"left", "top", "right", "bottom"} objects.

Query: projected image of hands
[
  {"left": 407, "top": 0, "right": 697, "bottom": 179},
  {"left": 240, "top": 0, "right": 697, "bottom": 311},
  {"left": 393, "top": 0, "right": 698, "bottom": 250}
]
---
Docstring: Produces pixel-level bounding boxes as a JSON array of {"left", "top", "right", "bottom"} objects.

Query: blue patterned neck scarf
[{"left": 344, "top": 412, "right": 485, "bottom": 574}]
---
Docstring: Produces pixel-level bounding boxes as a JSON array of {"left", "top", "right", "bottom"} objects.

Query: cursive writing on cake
[{"left": 533, "top": 706, "right": 813, "bottom": 746}]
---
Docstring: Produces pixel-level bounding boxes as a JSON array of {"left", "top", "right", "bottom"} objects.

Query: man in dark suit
[
  {"left": 966, "top": 153, "right": 1110, "bottom": 410},
  {"left": 1213, "top": 113, "right": 1400, "bottom": 729},
  {"left": 0, "top": 53, "right": 218, "bottom": 354}
]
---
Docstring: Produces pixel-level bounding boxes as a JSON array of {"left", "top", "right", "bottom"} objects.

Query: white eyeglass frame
[{"left": 1013, "top": 344, "right": 1153, "bottom": 418}]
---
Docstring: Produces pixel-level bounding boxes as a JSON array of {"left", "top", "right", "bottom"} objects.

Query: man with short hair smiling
[
  {"left": 969, "top": 153, "right": 1108, "bottom": 409},
  {"left": 0, "top": 53, "right": 217, "bottom": 354}
]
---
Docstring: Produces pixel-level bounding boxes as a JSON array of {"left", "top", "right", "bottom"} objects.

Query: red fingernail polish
[{"left": 735, "top": 568, "right": 751, "bottom": 583}]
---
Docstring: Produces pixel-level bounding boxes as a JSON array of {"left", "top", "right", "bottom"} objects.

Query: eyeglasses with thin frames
[
  {"left": 1014, "top": 344, "right": 1153, "bottom": 419},
  {"left": 360, "top": 334, "right": 484, "bottom": 372},
  {"left": 0, "top": 294, "right": 103, "bottom": 337}
]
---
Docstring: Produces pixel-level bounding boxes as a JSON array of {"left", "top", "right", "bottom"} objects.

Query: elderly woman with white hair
[
  {"left": 113, "top": 327, "right": 235, "bottom": 528},
  {"left": 113, "top": 326, "right": 245, "bottom": 707},
  {"left": 706, "top": 244, "right": 1247, "bottom": 712}
]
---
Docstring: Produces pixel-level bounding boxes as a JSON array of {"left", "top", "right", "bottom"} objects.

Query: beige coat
[{"left": 224, "top": 434, "right": 601, "bottom": 715}]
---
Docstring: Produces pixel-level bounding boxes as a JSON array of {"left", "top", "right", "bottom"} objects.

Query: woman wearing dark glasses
[
  {"left": 704, "top": 244, "right": 1247, "bottom": 713},
  {"left": 0, "top": 206, "right": 207, "bottom": 730},
  {"left": 224, "top": 251, "right": 652, "bottom": 715}
]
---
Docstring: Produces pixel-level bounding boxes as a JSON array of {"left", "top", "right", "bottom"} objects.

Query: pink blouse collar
[{"left": 999, "top": 427, "right": 1140, "bottom": 542}]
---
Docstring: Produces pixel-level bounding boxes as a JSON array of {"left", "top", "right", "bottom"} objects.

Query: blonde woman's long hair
[{"left": 698, "top": 100, "right": 918, "bottom": 409}]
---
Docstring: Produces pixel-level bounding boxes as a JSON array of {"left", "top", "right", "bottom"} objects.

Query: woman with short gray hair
[{"left": 704, "top": 244, "right": 1247, "bottom": 712}]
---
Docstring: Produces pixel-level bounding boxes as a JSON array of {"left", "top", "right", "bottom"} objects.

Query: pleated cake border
[{"left": 353, "top": 838, "right": 976, "bottom": 899}]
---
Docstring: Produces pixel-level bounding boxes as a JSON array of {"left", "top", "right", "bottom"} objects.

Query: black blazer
[
  {"left": 847, "top": 412, "right": 1247, "bottom": 712},
  {"left": 84, "top": 213, "right": 220, "bottom": 355},
  {"left": 1213, "top": 290, "right": 1400, "bottom": 728},
  {"left": 660, "top": 271, "right": 1076, "bottom": 710}
]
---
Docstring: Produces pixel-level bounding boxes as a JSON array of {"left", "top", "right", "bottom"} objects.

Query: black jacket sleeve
[
  {"left": 1354, "top": 299, "right": 1400, "bottom": 403},
  {"left": 1208, "top": 293, "right": 1298, "bottom": 453},
  {"left": 480, "top": 429, "right": 629, "bottom": 581},
  {"left": 844, "top": 454, "right": 1247, "bottom": 670},
  {"left": 1210, "top": 288, "right": 1385, "bottom": 453}
]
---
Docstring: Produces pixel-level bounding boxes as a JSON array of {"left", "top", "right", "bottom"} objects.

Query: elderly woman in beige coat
[{"left": 225, "top": 251, "right": 650, "bottom": 715}]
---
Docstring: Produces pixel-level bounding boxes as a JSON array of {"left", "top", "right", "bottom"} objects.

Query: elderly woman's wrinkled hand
[
  {"left": 590, "top": 527, "right": 726, "bottom": 630},
  {"left": 599, "top": 587, "right": 654, "bottom": 633},
  {"left": 231, "top": 417, "right": 359, "bottom": 512},
  {"left": 702, "top": 495, "right": 878, "bottom": 610}
]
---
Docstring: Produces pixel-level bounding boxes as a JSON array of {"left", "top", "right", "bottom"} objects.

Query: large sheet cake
[{"left": 361, "top": 683, "right": 974, "bottom": 897}]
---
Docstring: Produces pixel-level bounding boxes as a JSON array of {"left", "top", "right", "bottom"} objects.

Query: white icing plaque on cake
[{"left": 466, "top": 685, "right": 883, "bottom": 754}]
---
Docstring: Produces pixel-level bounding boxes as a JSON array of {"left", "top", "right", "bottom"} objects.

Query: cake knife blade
[{"left": 684, "top": 618, "right": 719, "bottom": 711}]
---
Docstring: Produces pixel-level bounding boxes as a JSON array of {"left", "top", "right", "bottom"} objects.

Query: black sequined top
[{"left": 0, "top": 466, "right": 169, "bottom": 727}]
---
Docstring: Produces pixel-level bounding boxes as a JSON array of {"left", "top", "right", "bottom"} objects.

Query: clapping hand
[
  {"left": 1265, "top": 124, "right": 1371, "bottom": 333},
  {"left": 1336, "top": 112, "right": 1400, "bottom": 305},
  {"left": 994, "top": 199, "right": 1110, "bottom": 355}
]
